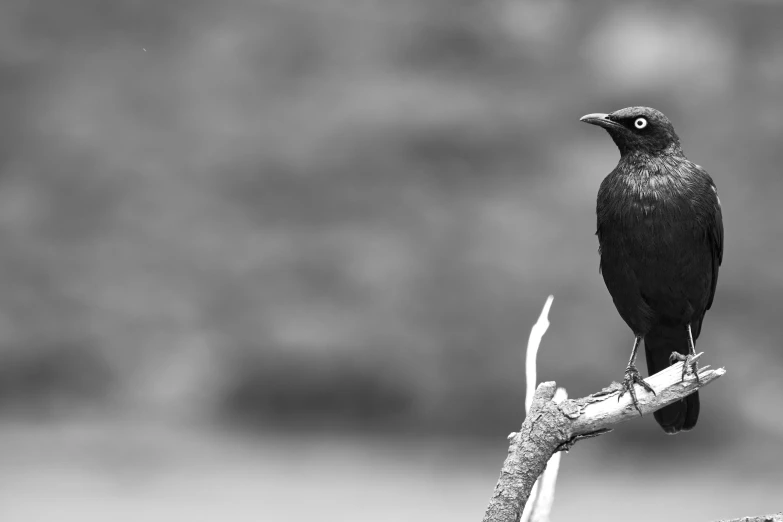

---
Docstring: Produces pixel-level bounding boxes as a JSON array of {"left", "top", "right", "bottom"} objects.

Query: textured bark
[
  {"left": 482, "top": 383, "right": 560, "bottom": 522},
  {"left": 482, "top": 360, "right": 725, "bottom": 522}
]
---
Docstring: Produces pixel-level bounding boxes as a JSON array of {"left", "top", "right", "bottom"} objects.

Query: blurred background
[{"left": 0, "top": 0, "right": 781, "bottom": 520}]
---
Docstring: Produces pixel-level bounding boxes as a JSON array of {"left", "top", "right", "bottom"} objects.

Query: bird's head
[{"left": 580, "top": 107, "right": 681, "bottom": 156}]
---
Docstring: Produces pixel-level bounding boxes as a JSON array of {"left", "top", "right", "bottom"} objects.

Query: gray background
[{"left": 0, "top": 0, "right": 781, "bottom": 520}]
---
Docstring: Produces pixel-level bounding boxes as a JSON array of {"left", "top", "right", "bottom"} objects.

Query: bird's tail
[{"left": 644, "top": 328, "right": 699, "bottom": 434}]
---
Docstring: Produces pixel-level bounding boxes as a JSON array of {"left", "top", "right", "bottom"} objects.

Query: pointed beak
[{"left": 580, "top": 112, "right": 622, "bottom": 130}]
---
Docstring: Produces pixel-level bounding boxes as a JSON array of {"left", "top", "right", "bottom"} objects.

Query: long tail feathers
[{"left": 644, "top": 331, "right": 700, "bottom": 433}]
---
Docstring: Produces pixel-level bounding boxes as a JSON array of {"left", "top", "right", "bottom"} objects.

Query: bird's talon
[
  {"left": 670, "top": 351, "right": 700, "bottom": 383},
  {"left": 618, "top": 365, "right": 653, "bottom": 416}
]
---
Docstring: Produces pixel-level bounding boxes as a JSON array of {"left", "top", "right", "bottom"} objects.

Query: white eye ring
[{"left": 634, "top": 117, "right": 648, "bottom": 129}]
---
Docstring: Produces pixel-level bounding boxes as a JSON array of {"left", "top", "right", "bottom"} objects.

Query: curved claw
[
  {"left": 618, "top": 365, "right": 655, "bottom": 416},
  {"left": 670, "top": 352, "right": 701, "bottom": 383}
]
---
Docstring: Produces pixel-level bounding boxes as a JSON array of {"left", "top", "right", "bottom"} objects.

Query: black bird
[{"left": 580, "top": 107, "right": 723, "bottom": 434}]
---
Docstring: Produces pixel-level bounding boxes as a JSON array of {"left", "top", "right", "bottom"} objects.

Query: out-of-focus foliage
[{"left": 1, "top": 0, "right": 782, "bottom": 451}]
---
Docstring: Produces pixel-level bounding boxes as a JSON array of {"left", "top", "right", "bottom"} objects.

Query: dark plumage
[{"left": 580, "top": 107, "right": 724, "bottom": 434}]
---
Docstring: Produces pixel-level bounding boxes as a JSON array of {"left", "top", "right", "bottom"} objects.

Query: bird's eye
[{"left": 634, "top": 117, "right": 648, "bottom": 129}]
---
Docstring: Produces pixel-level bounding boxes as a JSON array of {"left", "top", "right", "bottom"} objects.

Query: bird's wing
[
  {"left": 706, "top": 199, "right": 723, "bottom": 311},
  {"left": 697, "top": 165, "right": 724, "bottom": 311}
]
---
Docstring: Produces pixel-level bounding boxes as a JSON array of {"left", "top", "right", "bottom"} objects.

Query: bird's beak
[{"left": 579, "top": 112, "right": 623, "bottom": 130}]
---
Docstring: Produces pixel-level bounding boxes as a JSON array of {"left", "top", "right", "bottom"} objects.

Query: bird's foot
[
  {"left": 669, "top": 352, "right": 701, "bottom": 384},
  {"left": 618, "top": 365, "right": 656, "bottom": 415}
]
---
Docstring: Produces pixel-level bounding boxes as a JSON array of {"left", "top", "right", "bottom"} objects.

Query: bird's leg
[
  {"left": 618, "top": 335, "right": 656, "bottom": 415},
  {"left": 669, "top": 324, "right": 701, "bottom": 383}
]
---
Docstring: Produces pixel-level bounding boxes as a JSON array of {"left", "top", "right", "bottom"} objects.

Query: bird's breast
[{"left": 606, "top": 177, "right": 692, "bottom": 227}]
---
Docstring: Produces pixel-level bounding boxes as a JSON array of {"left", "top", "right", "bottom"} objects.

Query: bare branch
[
  {"left": 524, "top": 295, "right": 553, "bottom": 413},
  {"left": 482, "top": 362, "right": 726, "bottom": 522},
  {"left": 568, "top": 354, "right": 722, "bottom": 436},
  {"left": 528, "top": 387, "right": 566, "bottom": 522},
  {"left": 483, "top": 382, "right": 559, "bottom": 522},
  {"left": 520, "top": 295, "right": 555, "bottom": 522}
]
